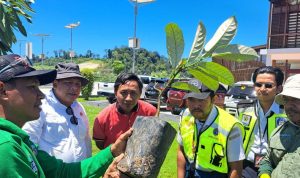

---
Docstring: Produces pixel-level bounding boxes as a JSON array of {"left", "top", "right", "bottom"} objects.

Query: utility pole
[
  {"left": 65, "top": 22, "right": 80, "bottom": 62},
  {"left": 34, "top": 34, "right": 50, "bottom": 66},
  {"left": 128, "top": 0, "right": 155, "bottom": 73}
]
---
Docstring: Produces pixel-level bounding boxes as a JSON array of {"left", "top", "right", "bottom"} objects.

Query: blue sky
[{"left": 12, "top": 0, "right": 270, "bottom": 58}]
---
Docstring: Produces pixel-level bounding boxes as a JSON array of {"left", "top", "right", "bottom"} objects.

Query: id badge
[{"left": 254, "top": 153, "right": 264, "bottom": 168}]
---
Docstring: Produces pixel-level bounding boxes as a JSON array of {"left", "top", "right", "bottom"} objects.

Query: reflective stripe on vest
[
  {"left": 180, "top": 107, "right": 243, "bottom": 173},
  {"left": 239, "top": 110, "right": 287, "bottom": 155}
]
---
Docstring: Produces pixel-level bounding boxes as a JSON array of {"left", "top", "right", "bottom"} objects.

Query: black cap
[
  {"left": 183, "top": 78, "right": 215, "bottom": 99},
  {"left": 0, "top": 54, "right": 57, "bottom": 85},
  {"left": 55, "top": 63, "right": 89, "bottom": 86}
]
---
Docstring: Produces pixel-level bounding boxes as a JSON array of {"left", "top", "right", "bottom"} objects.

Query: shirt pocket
[
  {"left": 269, "top": 133, "right": 290, "bottom": 160},
  {"left": 43, "top": 116, "right": 69, "bottom": 143},
  {"left": 78, "top": 118, "right": 88, "bottom": 140}
]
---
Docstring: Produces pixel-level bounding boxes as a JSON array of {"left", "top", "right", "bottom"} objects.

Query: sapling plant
[{"left": 155, "top": 16, "right": 259, "bottom": 116}]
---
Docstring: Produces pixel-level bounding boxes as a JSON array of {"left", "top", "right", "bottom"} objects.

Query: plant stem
[{"left": 155, "top": 65, "right": 183, "bottom": 117}]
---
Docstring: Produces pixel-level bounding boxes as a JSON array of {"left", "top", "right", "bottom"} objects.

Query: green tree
[
  {"left": 112, "top": 60, "right": 125, "bottom": 74},
  {"left": 104, "top": 46, "right": 170, "bottom": 75},
  {"left": 81, "top": 69, "right": 95, "bottom": 100},
  {"left": 0, "top": 0, "right": 34, "bottom": 54},
  {"left": 86, "top": 50, "right": 92, "bottom": 58}
]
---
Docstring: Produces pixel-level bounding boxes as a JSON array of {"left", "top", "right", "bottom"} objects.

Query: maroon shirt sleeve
[
  {"left": 92, "top": 107, "right": 109, "bottom": 141},
  {"left": 138, "top": 100, "right": 157, "bottom": 116}
]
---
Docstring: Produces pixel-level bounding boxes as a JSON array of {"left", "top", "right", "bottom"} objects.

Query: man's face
[
  {"left": 53, "top": 78, "right": 82, "bottom": 106},
  {"left": 115, "top": 80, "right": 141, "bottom": 114},
  {"left": 5, "top": 77, "right": 45, "bottom": 126},
  {"left": 283, "top": 96, "right": 300, "bottom": 126},
  {"left": 186, "top": 96, "right": 214, "bottom": 121},
  {"left": 255, "top": 73, "right": 281, "bottom": 104}
]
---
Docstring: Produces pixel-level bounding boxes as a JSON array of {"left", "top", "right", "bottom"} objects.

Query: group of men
[
  {"left": 0, "top": 54, "right": 157, "bottom": 177},
  {"left": 0, "top": 53, "right": 299, "bottom": 178},
  {"left": 0, "top": 54, "right": 135, "bottom": 177},
  {"left": 177, "top": 66, "right": 300, "bottom": 178}
]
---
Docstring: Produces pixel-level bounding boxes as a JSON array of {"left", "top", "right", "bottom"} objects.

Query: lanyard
[
  {"left": 255, "top": 103, "right": 274, "bottom": 154},
  {"left": 192, "top": 119, "right": 208, "bottom": 155}
]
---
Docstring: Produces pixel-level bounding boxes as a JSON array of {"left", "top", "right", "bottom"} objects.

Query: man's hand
[
  {"left": 110, "top": 128, "right": 133, "bottom": 157},
  {"left": 103, "top": 154, "right": 123, "bottom": 178}
]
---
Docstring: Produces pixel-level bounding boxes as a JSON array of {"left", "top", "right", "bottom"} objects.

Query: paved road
[{"left": 83, "top": 100, "right": 180, "bottom": 123}]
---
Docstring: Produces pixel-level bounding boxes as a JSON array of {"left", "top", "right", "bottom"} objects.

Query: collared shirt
[
  {"left": 93, "top": 100, "right": 157, "bottom": 148},
  {"left": 177, "top": 106, "right": 245, "bottom": 172},
  {"left": 22, "top": 89, "right": 92, "bottom": 163},
  {"left": 246, "top": 101, "right": 282, "bottom": 162}
]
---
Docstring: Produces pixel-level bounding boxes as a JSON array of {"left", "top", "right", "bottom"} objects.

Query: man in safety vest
[
  {"left": 258, "top": 74, "right": 300, "bottom": 178},
  {"left": 238, "top": 66, "right": 287, "bottom": 178},
  {"left": 177, "top": 79, "right": 245, "bottom": 178}
]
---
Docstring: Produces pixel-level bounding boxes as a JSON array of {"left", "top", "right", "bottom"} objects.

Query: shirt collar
[
  {"left": 192, "top": 105, "right": 217, "bottom": 126},
  {"left": 48, "top": 89, "right": 75, "bottom": 109},
  {"left": 0, "top": 118, "right": 30, "bottom": 142},
  {"left": 257, "top": 100, "right": 281, "bottom": 117},
  {"left": 116, "top": 101, "right": 139, "bottom": 114},
  {"left": 203, "top": 105, "right": 218, "bottom": 126}
]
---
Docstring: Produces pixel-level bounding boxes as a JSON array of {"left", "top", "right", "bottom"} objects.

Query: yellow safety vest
[
  {"left": 238, "top": 106, "right": 287, "bottom": 155},
  {"left": 180, "top": 107, "right": 243, "bottom": 173}
]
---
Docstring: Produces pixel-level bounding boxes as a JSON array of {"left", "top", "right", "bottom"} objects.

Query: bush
[{"left": 81, "top": 69, "right": 95, "bottom": 100}]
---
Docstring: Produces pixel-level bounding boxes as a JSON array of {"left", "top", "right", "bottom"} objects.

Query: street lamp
[
  {"left": 34, "top": 34, "right": 50, "bottom": 66},
  {"left": 128, "top": 0, "right": 155, "bottom": 73},
  {"left": 65, "top": 22, "right": 80, "bottom": 62}
]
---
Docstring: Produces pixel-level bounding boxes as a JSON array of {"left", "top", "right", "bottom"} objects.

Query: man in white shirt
[
  {"left": 238, "top": 66, "right": 287, "bottom": 177},
  {"left": 177, "top": 79, "right": 245, "bottom": 178},
  {"left": 23, "top": 63, "right": 92, "bottom": 163}
]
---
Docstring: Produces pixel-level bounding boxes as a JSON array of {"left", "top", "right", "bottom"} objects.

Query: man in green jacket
[
  {"left": 258, "top": 74, "right": 300, "bottom": 178},
  {"left": 0, "top": 54, "right": 132, "bottom": 178}
]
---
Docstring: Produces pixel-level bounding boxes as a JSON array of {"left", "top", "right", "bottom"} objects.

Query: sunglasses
[
  {"left": 66, "top": 107, "right": 78, "bottom": 125},
  {"left": 254, "top": 82, "right": 275, "bottom": 89}
]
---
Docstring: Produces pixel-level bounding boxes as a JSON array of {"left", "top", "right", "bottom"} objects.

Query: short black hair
[
  {"left": 252, "top": 66, "right": 284, "bottom": 86},
  {"left": 209, "top": 91, "right": 215, "bottom": 98},
  {"left": 114, "top": 73, "right": 143, "bottom": 92}
]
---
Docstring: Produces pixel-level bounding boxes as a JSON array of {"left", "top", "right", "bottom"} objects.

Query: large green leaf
[
  {"left": 203, "top": 16, "right": 237, "bottom": 55},
  {"left": 188, "top": 21, "right": 206, "bottom": 61},
  {"left": 212, "top": 44, "right": 259, "bottom": 62},
  {"left": 0, "top": 0, "right": 34, "bottom": 54},
  {"left": 165, "top": 23, "right": 184, "bottom": 68},
  {"left": 12, "top": 10, "right": 27, "bottom": 36},
  {"left": 193, "top": 62, "right": 235, "bottom": 85},
  {"left": 188, "top": 68, "right": 219, "bottom": 91},
  {"left": 171, "top": 81, "right": 200, "bottom": 93}
]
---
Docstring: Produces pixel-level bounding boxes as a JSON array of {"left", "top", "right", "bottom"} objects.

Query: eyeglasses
[
  {"left": 0, "top": 56, "right": 32, "bottom": 74},
  {"left": 66, "top": 107, "right": 78, "bottom": 125},
  {"left": 254, "top": 82, "right": 275, "bottom": 89}
]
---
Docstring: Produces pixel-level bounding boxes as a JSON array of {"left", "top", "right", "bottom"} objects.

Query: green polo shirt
[{"left": 0, "top": 118, "right": 114, "bottom": 178}]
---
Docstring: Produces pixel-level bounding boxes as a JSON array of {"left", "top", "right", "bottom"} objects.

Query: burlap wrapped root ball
[{"left": 117, "top": 116, "right": 177, "bottom": 178}]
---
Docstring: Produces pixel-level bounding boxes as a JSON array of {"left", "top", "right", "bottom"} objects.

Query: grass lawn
[
  {"left": 78, "top": 96, "right": 106, "bottom": 102},
  {"left": 81, "top": 103, "right": 178, "bottom": 178}
]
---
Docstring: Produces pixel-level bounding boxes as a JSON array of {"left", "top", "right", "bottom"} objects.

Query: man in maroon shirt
[{"left": 93, "top": 73, "right": 157, "bottom": 149}]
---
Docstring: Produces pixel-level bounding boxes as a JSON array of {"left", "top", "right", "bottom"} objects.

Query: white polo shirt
[{"left": 23, "top": 89, "right": 92, "bottom": 163}]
